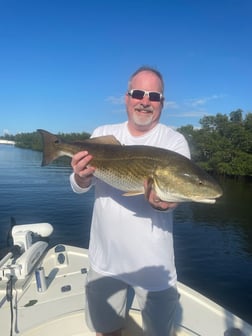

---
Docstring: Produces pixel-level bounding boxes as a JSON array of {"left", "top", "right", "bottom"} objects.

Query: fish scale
[{"left": 93, "top": 157, "right": 150, "bottom": 193}]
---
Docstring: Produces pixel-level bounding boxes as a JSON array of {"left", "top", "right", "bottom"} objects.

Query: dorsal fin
[{"left": 84, "top": 135, "right": 121, "bottom": 145}]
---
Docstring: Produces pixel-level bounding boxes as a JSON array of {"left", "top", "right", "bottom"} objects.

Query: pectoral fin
[{"left": 122, "top": 176, "right": 154, "bottom": 197}]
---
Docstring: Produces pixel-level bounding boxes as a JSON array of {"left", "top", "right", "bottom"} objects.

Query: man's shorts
[{"left": 85, "top": 267, "right": 179, "bottom": 335}]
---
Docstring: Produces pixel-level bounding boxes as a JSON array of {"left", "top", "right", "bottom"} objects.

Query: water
[
  {"left": 0, "top": 145, "right": 251, "bottom": 324},
  {"left": 0, "top": 145, "right": 93, "bottom": 248}
]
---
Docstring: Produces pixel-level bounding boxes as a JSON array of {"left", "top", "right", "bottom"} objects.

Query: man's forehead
[{"left": 131, "top": 71, "right": 163, "bottom": 90}]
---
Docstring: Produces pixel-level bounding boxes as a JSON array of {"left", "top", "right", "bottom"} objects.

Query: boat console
[{"left": 0, "top": 223, "right": 53, "bottom": 281}]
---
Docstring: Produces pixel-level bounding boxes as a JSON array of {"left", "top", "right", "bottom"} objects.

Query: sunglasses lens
[
  {"left": 149, "top": 92, "right": 161, "bottom": 102},
  {"left": 131, "top": 90, "right": 145, "bottom": 99},
  {"left": 129, "top": 90, "right": 162, "bottom": 102}
]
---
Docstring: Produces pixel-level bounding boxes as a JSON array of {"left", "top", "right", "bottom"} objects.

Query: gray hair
[{"left": 128, "top": 66, "right": 164, "bottom": 92}]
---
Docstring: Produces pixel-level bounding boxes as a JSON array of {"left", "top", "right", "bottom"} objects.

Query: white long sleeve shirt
[{"left": 70, "top": 122, "right": 190, "bottom": 291}]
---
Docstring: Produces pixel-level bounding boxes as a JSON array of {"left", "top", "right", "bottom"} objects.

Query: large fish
[{"left": 38, "top": 129, "right": 222, "bottom": 204}]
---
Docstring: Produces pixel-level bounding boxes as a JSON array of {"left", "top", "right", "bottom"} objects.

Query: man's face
[{"left": 125, "top": 70, "right": 164, "bottom": 134}]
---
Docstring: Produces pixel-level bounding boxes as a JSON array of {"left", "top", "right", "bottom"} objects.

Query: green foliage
[
  {"left": 178, "top": 110, "right": 252, "bottom": 177},
  {"left": 14, "top": 132, "right": 43, "bottom": 150}
]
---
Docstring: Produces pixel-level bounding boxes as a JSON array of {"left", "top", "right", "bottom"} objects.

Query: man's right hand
[{"left": 71, "top": 151, "right": 96, "bottom": 188}]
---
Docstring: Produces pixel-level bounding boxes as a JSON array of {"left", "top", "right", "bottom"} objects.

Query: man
[{"left": 70, "top": 66, "right": 190, "bottom": 336}]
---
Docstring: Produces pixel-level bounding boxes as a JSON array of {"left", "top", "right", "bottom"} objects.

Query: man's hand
[
  {"left": 144, "top": 179, "right": 178, "bottom": 211},
  {"left": 71, "top": 151, "right": 96, "bottom": 188}
]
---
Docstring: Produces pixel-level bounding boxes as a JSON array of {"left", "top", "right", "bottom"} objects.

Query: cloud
[
  {"left": 163, "top": 100, "right": 179, "bottom": 110},
  {"left": 163, "top": 93, "right": 226, "bottom": 124},
  {"left": 168, "top": 110, "right": 207, "bottom": 118},
  {"left": 186, "top": 94, "right": 225, "bottom": 107},
  {"left": 105, "top": 95, "right": 124, "bottom": 105},
  {"left": 164, "top": 94, "right": 225, "bottom": 113}
]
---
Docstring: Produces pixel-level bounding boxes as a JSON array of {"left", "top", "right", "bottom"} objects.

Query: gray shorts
[{"left": 85, "top": 267, "right": 179, "bottom": 335}]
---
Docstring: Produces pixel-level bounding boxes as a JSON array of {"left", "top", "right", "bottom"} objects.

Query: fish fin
[
  {"left": 123, "top": 191, "right": 144, "bottom": 196},
  {"left": 37, "top": 129, "right": 62, "bottom": 166},
  {"left": 123, "top": 177, "right": 153, "bottom": 197},
  {"left": 84, "top": 135, "right": 121, "bottom": 145}
]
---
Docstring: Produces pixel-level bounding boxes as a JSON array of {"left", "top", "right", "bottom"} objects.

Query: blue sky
[{"left": 0, "top": 0, "right": 251, "bottom": 136}]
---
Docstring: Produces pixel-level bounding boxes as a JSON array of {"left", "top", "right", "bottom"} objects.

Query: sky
[{"left": 0, "top": 0, "right": 251, "bottom": 136}]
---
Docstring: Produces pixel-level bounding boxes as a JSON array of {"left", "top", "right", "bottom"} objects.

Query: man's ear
[{"left": 125, "top": 92, "right": 129, "bottom": 104}]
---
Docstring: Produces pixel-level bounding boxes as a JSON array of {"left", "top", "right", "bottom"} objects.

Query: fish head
[{"left": 153, "top": 163, "right": 223, "bottom": 204}]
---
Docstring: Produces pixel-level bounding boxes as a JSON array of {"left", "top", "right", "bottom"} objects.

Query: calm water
[{"left": 0, "top": 145, "right": 251, "bottom": 324}]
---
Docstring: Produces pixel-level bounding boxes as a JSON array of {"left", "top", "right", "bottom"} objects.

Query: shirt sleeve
[
  {"left": 174, "top": 135, "right": 191, "bottom": 159},
  {"left": 166, "top": 131, "right": 191, "bottom": 159},
  {"left": 69, "top": 172, "right": 94, "bottom": 194}
]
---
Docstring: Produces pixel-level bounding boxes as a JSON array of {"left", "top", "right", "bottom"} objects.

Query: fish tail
[{"left": 37, "top": 129, "right": 62, "bottom": 166}]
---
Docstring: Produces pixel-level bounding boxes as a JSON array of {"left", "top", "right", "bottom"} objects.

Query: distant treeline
[
  {"left": 177, "top": 109, "right": 252, "bottom": 177},
  {"left": 1, "top": 131, "right": 91, "bottom": 151},
  {"left": 1, "top": 109, "right": 252, "bottom": 177}
]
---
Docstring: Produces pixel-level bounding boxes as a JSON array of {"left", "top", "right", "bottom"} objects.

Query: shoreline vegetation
[{"left": 1, "top": 109, "right": 252, "bottom": 177}]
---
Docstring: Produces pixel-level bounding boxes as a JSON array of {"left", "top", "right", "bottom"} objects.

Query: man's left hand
[{"left": 144, "top": 180, "right": 178, "bottom": 211}]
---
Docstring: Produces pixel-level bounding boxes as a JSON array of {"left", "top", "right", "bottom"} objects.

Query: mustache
[{"left": 134, "top": 104, "right": 154, "bottom": 113}]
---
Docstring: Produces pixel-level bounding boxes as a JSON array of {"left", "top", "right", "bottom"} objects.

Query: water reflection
[{"left": 174, "top": 176, "right": 252, "bottom": 257}]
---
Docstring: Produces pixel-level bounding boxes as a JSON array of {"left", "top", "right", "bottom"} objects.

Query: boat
[{"left": 1, "top": 222, "right": 252, "bottom": 336}]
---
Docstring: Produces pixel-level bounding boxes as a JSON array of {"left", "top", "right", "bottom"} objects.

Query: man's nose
[{"left": 141, "top": 93, "right": 150, "bottom": 104}]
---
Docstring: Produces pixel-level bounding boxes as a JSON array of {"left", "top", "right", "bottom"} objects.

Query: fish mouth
[
  {"left": 194, "top": 198, "right": 216, "bottom": 204},
  {"left": 191, "top": 195, "right": 222, "bottom": 204}
]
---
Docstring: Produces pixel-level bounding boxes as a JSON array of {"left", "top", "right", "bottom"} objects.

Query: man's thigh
[
  {"left": 135, "top": 286, "right": 179, "bottom": 336},
  {"left": 85, "top": 267, "right": 128, "bottom": 333}
]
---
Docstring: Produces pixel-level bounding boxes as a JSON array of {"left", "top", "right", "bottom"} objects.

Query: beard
[
  {"left": 132, "top": 112, "right": 153, "bottom": 127},
  {"left": 132, "top": 105, "right": 154, "bottom": 127}
]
